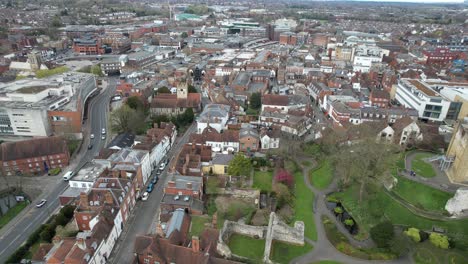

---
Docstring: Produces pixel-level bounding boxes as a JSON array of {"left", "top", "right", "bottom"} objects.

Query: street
[
  {"left": 0, "top": 77, "right": 118, "bottom": 263},
  {"left": 108, "top": 123, "right": 197, "bottom": 263}
]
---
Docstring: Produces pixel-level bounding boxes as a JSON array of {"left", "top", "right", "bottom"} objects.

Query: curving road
[{"left": 0, "top": 77, "right": 118, "bottom": 263}]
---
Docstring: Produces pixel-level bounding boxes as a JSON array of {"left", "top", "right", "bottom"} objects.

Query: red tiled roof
[
  {"left": 262, "top": 94, "right": 289, "bottom": 106},
  {"left": 151, "top": 93, "right": 201, "bottom": 109},
  {"left": 0, "top": 136, "right": 68, "bottom": 161}
]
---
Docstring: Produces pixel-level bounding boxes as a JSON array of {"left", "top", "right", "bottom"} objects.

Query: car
[
  {"left": 141, "top": 192, "right": 149, "bottom": 201},
  {"left": 101, "top": 128, "right": 106, "bottom": 134},
  {"left": 90, "top": 134, "right": 94, "bottom": 139},
  {"left": 101, "top": 135, "right": 106, "bottom": 140},
  {"left": 159, "top": 163, "right": 166, "bottom": 170},
  {"left": 88, "top": 144, "right": 93, "bottom": 149},
  {"left": 147, "top": 183, "right": 154, "bottom": 193},
  {"left": 36, "top": 199, "right": 47, "bottom": 208},
  {"left": 155, "top": 170, "right": 161, "bottom": 175},
  {"left": 151, "top": 176, "right": 159, "bottom": 184}
]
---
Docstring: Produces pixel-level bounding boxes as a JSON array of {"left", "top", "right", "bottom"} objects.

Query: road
[
  {"left": 0, "top": 77, "right": 118, "bottom": 263},
  {"left": 109, "top": 123, "right": 197, "bottom": 263}
]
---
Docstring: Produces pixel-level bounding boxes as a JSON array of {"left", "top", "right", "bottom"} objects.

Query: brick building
[
  {"left": 423, "top": 48, "right": 459, "bottom": 65},
  {"left": 0, "top": 137, "right": 69, "bottom": 176},
  {"left": 369, "top": 90, "right": 390, "bottom": 108},
  {"left": 73, "top": 36, "right": 105, "bottom": 55}
]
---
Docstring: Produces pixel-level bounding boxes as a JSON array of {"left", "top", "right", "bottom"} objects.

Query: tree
[
  {"left": 429, "top": 233, "right": 449, "bottom": 249},
  {"left": 50, "top": 16, "right": 62, "bottom": 28},
  {"left": 90, "top": 65, "right": 103, "bottom": 76},
  {"left": 40, "top": 224, "right": 55, "bottom": 242},
  {"left": 61, "top": 205, "right": 75, "bottom": 219},
  {"left": 110, "top": 105, "right": 134, "bottom": 133},
  {"left": 370, "top": 221, "right": 395, "bottom": 248},
  {"left": 126, "top": 96, "right": 145, "bottom": 111},
  {"left": 332, "top": 132, "right": 398, "bottom": 202},
  {"left": 274, "top": 169, "right": 294, "bottom": 188},
  {"left": 182, "top": 108, "right": 194, "bottom": 124},
  {"left": 404, "top": 227, "right": 421, "bottom": 242},
  {"left": 344, "top": 219, "right": 354, "bottom": 227},
  {"left": 188, "top": 84, "right": 198, "bottom": 93},
  {"left": 272, "top": 183, "right": 293, "bottom": 208},
  {"left": 249, "top": 92, "right": 261, "bottom": 109},
  {"left": 157, "top": 86, "right": 171, "bottom": 94},
  {"left": 227, "top": 154, "right": 252, "bottom": 177},
  {"left": 181, "top": 32, "right": 188, "bottom": 38}
]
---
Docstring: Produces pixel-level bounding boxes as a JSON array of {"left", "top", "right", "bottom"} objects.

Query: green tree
[
  {"left": 188, "top": 84, "right": 198, "bottom": 93},
  {"left": 181, "top": 32, "right": 188, "bottom": 38},
  {"left": 91, "top": 64, "right": 103, "bottom": 76},
  {"left": 126, "top": 96, "right": 145, "bottom": 111},
  {"left": 110, "top": 105, "right": 146, "bottom": 134},
  {"left": 370, "top": 221, "right": 395, "bottom": 248},
  {"left": 40, "top": 224, "right": 55, "bottom": 242},
  {"left": 249, "top": 92, "right": 261, "bottom": 109},
  {"left": 182, "top": 107, "right": 194, "bottom": 124},
  {"left": 157, "top": 86, "right": 171, "bottom": 94},
  {"left": 51, "top": 16, "right": 62, "bottom": 28},
  {"left": 61, "top": 205, "right": 75, "bottom": 219},
  {"left": 227, "top": 154, "right": 252, "bottom": 177},
  {"left": 344, "top": 219, "right": 354, "bottom": 227},
  {"left": 404, "top": 227, "right": 421, "bottom": 242},
  {"left": 429, "top": 233, "right": 449, "bottom": 249}
]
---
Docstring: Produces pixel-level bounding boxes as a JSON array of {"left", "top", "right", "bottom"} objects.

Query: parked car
[
  {"left": 88, "top": 144, "right": 93, "bottom": 149},
  {"left": 147, "top": 183, "right": 154, "bottom": 193},
  {"left": 90, "top": 134, "right": 95, "bottom": 139},
  {"left": 36, "top": 199, "right": 47, "bottom": 208},
  {"left": 141, "top": 192, "right": 149, "bottom": 201},
  {"left": 159, "top": 163, "right": 166, "bottom": 170},
  {"left": 151, "top": 176, "right": 159, "bottom": 184}
]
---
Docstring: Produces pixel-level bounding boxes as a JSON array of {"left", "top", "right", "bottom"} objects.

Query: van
[{"left": 63, "top": 171, "right": 74, "bottom": 181}]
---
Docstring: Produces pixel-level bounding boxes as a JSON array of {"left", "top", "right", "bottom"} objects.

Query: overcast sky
[{"left": 355, "top": 0, "right": 464, "bottom": 2}]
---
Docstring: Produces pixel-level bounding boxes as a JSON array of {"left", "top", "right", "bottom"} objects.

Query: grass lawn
[
  {"left": 293, "top": 171, "right": 317, "bottom": 241},
  {"left": 412, "top": 240, "right": 468, "bottom": 264},
  {"left": 189, "top": 215, "right": 211, "bottom": 237},
  {"left": 330, "top": 185, "right": 468, "bottom": 246},
  {"left": 303, "top": 143, "right": 321, "bottom": 157},
  {"left": 310, "top": 261, "right": 342, "bottom": 264},
  {"left": 228, "top": 234, "right": 265, "bottom": 261},
  {"left": 270, "top": 241, "right": 313, "bottom": 263},
  {"left": 0, "top": 201, "right": 27, "bottom": 230},
  {"left": 411, "top": 153, "right": 437, "bottom": 178},
  {"left": 393, "top": 176, "right": 453, "bottom": 213},
  {"left": 309, "top": 160, "right": 333, "bottom": 190},
  {"left": 322, "top": 216, "right": 396, "bottom": 260},
  {"left": 253, "top": 170, "right": 274, "bottom": 193}
]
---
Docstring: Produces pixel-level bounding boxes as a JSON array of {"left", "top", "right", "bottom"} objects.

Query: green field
[
  {"left": 293, "top": 171, "right": 317, "bottom": 241},
  {"left": 412, "top": 241, "right": 468, "bottom": 264},
  {"left": 270, "top": 241, "right": 313, "bottom": 263},
  {"left": 411, "top": 153, "right": 436, "bottom": 178},
  {"left": 189, "top": 215, "right": 210, "bottom": 237},
  {"left": 228, "top": 234, "right": 265, "bottom": 261},
  {"left": 330, "top": 185, "right": 468, "bottom": 245},
  {"left": 393, "top": 176, "right": 453, "bottom": 213},
  {"left": 253, "top": 170, "right": 274, "bottom": 193},
  {"left": 0, "top": 202, "right": 27, "bottom": 230},
  {"left": 309, "top": 160, "right": 333, "bottom": 190}
]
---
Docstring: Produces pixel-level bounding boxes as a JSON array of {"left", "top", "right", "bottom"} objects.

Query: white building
[
  {"left": 395, "top": 79, "right": 452, "bottom": 122},
  {"left": 197, "top": 104, "right": 230, "bottom": 134},
  {"left": 68, "top": 162, "right": 107, "bottom": 189},
  {"left": 109, "top": 148, "right": 152, "bottom": 185}
]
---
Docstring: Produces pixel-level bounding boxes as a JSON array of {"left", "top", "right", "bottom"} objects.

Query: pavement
[
  {"left": 0, "top": 77, "right": 118, "bottom": 263},
  {"left": 108, "top": 123, "right": 197, "bottom": 263}
]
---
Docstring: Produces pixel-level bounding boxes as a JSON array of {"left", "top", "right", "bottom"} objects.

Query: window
[{"left": 83, "top": 216, "right": 88, "bottom": 220}]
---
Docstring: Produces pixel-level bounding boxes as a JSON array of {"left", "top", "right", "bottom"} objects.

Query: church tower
[{"left": 177, "top": 82, "right": 188, "bottom": 99}]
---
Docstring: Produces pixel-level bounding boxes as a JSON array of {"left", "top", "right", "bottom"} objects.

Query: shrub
[
  {"left": 48, "top": 167, "right": 61, "bottom": 176},
  {"left": 40, "top": 224, "right": 56, "bottom": 242},
  {"left": 370, "top": 221, "right": 395, "bottom": 248},
  {"left": 61, "top": 205, "right": 75, "bottom": 219},
  {"left": 274, "top": 169, "right": 294, "bottom": 188},
  {"left": 429, "top": 233, "right": 450, "bottom": 249},
  {"left": 404, "top": 227, "right": 421, "bottom": 242},
  {"left": 334, "top": 207, "right": 343, "bottom": 214},
  {"left": 55, "top": 213, "right": 68, "bottom": 226},
  {"left": 344, "top": 219, "right": 354, "bottom": 226}
]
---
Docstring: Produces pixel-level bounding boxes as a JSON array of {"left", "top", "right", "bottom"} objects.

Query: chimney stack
[
  {"left": 76, "top": 236, "right": 86, "bottom": 250},
  {"left": 80, "top": 192, "right": 89, "bottom": 209},
  {"left": 156, "top": 223, "right": 165, "bottom": 237},
  {"left": 192, "top": 236, "right": 200, "bottom": 253}
]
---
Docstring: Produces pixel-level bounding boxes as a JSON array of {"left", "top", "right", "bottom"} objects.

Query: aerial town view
[{"left": 0, "top": 0, "right": 467, "bottom": 263}]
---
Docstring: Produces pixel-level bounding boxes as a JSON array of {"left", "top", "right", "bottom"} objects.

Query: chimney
[
  {"left": 156, "top": 223, "right": 165, "bottom": 237},
  {"left": 168, "top": 181, "right": 176, "bottom": 188},
  {"left": 192, "top": 236, "right": 200, "bottom": 253},
  {"left": 186, "top": 182, "right": 192, "bottom": 190},
  {"left": 80, "top": 192, "right": 89, "bottom": 209},
  {"left": 76, "top": 236, "right": 86, "bottom": 250},
  {"left": 105, "top": 191, "right": 113, "bottom": 204},
  {"left": 52, "top": 235, "right": 62, "bottom": 245}
]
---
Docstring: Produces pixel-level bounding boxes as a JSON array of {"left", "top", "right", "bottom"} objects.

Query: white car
[
  {"left": 101, "top": 128, "right": 106, "bottom": 134},
  {"left": 90, "top": 134, "right": 95, "bottom": 139},
  {"left": 36, "top": 199, "right": 47, "bottom": 208},
  {"left": 141, "top": 192, "right": 149, "bottom": 201},
  {"left": 101, "top": 135, "right": 106, "bottom": 140},
  {"left": 159, "top": 163, "right": 166, "bottom": 170}
]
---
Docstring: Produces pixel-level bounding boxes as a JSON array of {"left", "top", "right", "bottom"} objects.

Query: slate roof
[
  {"left": 262, "top": 94, "right": 289, "bottom": 106},
  {"left": 151, "top": 93, "right": 201, "bottom": 109}
]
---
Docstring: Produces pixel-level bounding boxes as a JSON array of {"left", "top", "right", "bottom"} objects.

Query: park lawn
[
  {"left": 270, "top": 241, "right": 313, "bottom": 263},
  {"left": 0, "top": 201, "right": 27, "bottom": 230},
  {"left": 309, "top": 160, "right": 333, "bottom": 190},
  {"left": 393, "top": 176, "right": 453, "bottom": 213},
  {"left": 189, "top": 215, "right": 211, "bottom": 237},
  {"left": 35, "top": 66, "right": 69, "bottom": 78},
  {"left": 311, "top": 261, "right": 342, "bottom": 264},
  {"left": 330, "top": 185, "right": 468, "bottom": 246},
  {"left": 228, "top": 234, "right": 265, "bottom": 261},
  {"left": 411, "top": 153, "right": 436, "bottom": 178},
  {"left": 253, "top": 170, "right": 273, "bottom": 193},
  {"left": 412, "top": 240, "right": 468, "bottom": 264},
  {"left": 293, "top": 171, "right": 317, "bottom": 241}
]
